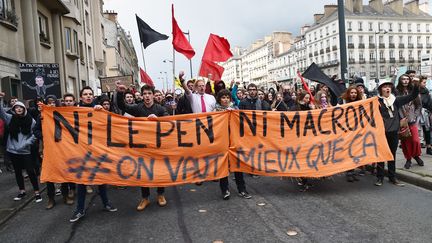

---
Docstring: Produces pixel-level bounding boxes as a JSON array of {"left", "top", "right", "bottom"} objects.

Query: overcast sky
[{"left": 103, "top": 0, "right": 430, "bottom": 89}]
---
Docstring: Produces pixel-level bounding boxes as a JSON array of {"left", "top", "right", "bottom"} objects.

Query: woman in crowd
[
  {"left": 395, "top": 75, "right": 424, "bottom": 169},
  {"left": 341, "top": 86, "right": 363, "bottom": 182},
  {"left": 375, "top": 78, "right": 420, "bottom": 186},
  {"left": 315, "top": 90, "right": 332, "bottom": 109},
  {"left": 266, "top": 92, "right": 275, "bottom": 105},
  {"left": 257, "top": 89, "right": 266, "bottom": 101},
  {"left": 0, "top": 92, "right": 41, "bottom": 203}
]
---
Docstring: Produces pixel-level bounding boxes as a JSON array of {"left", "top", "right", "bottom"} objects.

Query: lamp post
[
  {"left": 183, "top": 30, "right": 194, "bottom": 79},
  {"left": 337, "top": 0, "right": 348, "bottom": 86},
  {"left": 374, "top": 30, "right": 388, "bottom": 83},
  {"left": 163, "top": 59, "right": 174, "bottom": 91},
  {"left": 160, "top": 71, "right": 168, "bottom": 92}
]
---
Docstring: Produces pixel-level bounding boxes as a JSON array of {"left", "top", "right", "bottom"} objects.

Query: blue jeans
[{"left": 76, "top": 184, "right": 109, "bottom": 213}]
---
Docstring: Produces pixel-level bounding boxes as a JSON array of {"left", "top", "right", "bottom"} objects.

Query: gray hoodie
[{"left": 0, "top": 100, "right": 36, "bottom": 154}]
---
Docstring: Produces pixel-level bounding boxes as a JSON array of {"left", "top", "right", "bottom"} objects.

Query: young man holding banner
[
  {"left": 70, "top": 87, "right": 117, "bottom": 223},
  {"left": 116, "top": 84, "right": 169, "bottom": 211}
]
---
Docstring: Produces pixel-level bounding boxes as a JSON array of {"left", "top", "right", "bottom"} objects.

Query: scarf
[{"left": 379, "top": 94, "right": 396, "bottom": 118}]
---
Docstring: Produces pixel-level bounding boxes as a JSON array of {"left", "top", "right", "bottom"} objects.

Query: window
[
  {"left": 348, "top": 21, "right": 352, "bottom": 30},
  {"left": 368, "top": 22, "right": 373, "bottom": 31},
  {"left": 378, "top": 22, "right": 383, "bottom": 31},
  {"left": 38, "top": 12, "right": 49, "bottom": 43},
  {"left": 73, "top": 30, "right": 78, "bottom": 53},
  {"left": 0, "top": 0, "right": 15, "bottom": 20},
  {"left": 427, "top": 36, "right": 430, "bottom": 44},
  {"left": 359, "top": 35, "right": 364, "bottom": 44},
  {"left": 88, "top": 46, "right": 93, "bottom": 68},
  {"left": 379, "top": 35, "right": 384, "bottom": 44},
  {"left": 390, "top": 50, "right": 394, "bottom": 58},
  {"left": 348, "top": 35, "right": 353, "bottom": 44},
  {"left": 418, "top": 50, "right": 422, "bottom": 59},
  {"left": 388, "top": 23, "right": 393, "bottom": 31},
  {"left": 326, "top": 26, "right": 329, "bottom": 35},
  {"left": 379, "top": 50, "right": 384, "bottom": 59},
  {"left": 332, "top": 23, "right": 336, "bottom": 33},
  {"left": 398, "top": 23, "right": 402, "bottom": 32},
  {"left": 399, "top": 36, "right": 403, "bottom": 43},
  {"left": 427, "top": 24, "right": 430, "bottom": 33},
  {"left": 408, "top": 23, "right": 412, "bottom": 32},
  {"left": 409, "top": 50, "right": 413, "bottom": 58},
  {"left": 399, "top": 50, "right": 403, "bottom": 58},
  {"left": 408, "top": 36, "right": 412, "bottom": 43},
  {"left": 65, "top": 27, "right": 71, "bottom": 51},
  {"left": 359, "top": 51, "right": 364, "bottom": 59},
  {"left": 79, "top": 41, "right": 84, "bottom": 64},
  {"left": 417, "top": 24, "right": 421, "bottom": 32},
  {"left": 369, "top": 51, "right": 374, "bottom": 59},
  {"left": 369, "top": 35, "right": 374, "bottom": 44},
  {"left": 389, "top": 36, "right": 393, "bottom": 43},
  {"left": 417, "top": 36, "right": 421, "bottom": 44},
  {"left": 358, "top": 22, "right": 363, "bottom": 31},
  {"left": 85, "top": 11, "right": 91, "bottom": 33}
]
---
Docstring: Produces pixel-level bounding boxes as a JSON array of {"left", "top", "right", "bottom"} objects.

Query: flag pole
[
  {"left": 184, "top": 30, "right": 193, "bottom": 79},
  {"left": 172, "top": 48, "right": 176, "bottom": 115},
  {"left": 140, "top": 43, "right": 147, "bottom": 72}
]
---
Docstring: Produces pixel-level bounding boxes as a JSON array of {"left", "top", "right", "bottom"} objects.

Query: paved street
[{"left": 0, "top": 172, "right": 432, "bottom": 243}]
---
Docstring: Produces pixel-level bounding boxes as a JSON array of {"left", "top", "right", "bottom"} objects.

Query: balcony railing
[
  {"left": 379, "top": 58, "right": 386, "bottom": 63},
  {"left": 348, "top": 43, "right": 355, "bottom": 49},
  {"left": 408, "top": 43, "right": 414, "bottom": 48},
  {"left": 369, "top": 43, "right": 375, "bottom": 48},
  {"left": 389, "top": 43, "right": 395, "bottom": 48},
  {"left": 399, "top": 44, "right": 405, "bottom": 48},
  {"left": 349, "top": 58, "right": 356, "bottom": 64},
  {"left": 358, "top": 43, "right": 365, "bottom": 49},
  {"left": 417, "top": 44, "right": 423, "bottom": 48},
  {"left": 359, "top": 58, "right": 366, "bottom": 64},
  {"left": 320, "top": 49, "right": 324, "bottom": 54},
  {"left": 379, "top": 43, "right": 385, "bottom": 48},
  {"left": 399, "top": 57, "right": 405, "bottom": 62},
  {"left": 408, "top": 58, "right": 415, "bottom": 63},
  {"left": 332, "top": 45, "right": 337, "bottom": 51},
  {"left": 326, "top": 47, "right": 331, "bottom": 53},
  {"left": 390, "top": 58, "right": 396, "bottom": 63}
]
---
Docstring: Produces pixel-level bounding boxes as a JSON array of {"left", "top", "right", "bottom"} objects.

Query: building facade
[
  {"left": 221, "top": 0, "right": 432, "bottom": 89},
  {"left": 0, "top": 0, "right": 138, "bottom": 100}
]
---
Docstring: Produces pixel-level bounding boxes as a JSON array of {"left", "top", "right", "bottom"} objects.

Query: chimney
[
  {"left": 345, "top": 0, "right": 354, "bottom": 12},
  {"left": 369, "top": 0, "right": 384, "bottom": 14},
  {"left": 324, "top": 5, "right": 338, "bottom": 18},
  {"left": 314, "top": 13, "right": 324, "bottom": 24},
  {"left": 405, "top": 0, "right": 420, "bottom": 15},
  {"left": 419, "top": 1, "right": 430, "bottom": 14},
  {"left": 353, "top": 0, "right": 363, "bottom": 13},
  {"left": 104, "top": 11, "right": 118, "bottom": 22},
  {"left": 385, "top": 0, "right": 403, "bottom": 15}
]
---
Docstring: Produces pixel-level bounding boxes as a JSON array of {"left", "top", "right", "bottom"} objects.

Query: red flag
[
  {"left": 202, "top": 34, "right": 233, "bottom": 62},
  {"left": 140, "top": 68, "right": 154, "bottom": 86},
  {"left": 297, "top": 70, "right": 315, "bottom": 103},
  {"left": 199, "top": 59, "right": 225, "bottom": 81},
  {"left": 172, "top": 5, "right": 195, "bottom": 59}
]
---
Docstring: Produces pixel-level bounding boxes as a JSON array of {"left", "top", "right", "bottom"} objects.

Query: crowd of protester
[{"left": 0, "top": 69, "right": 431, "bottom": 223}]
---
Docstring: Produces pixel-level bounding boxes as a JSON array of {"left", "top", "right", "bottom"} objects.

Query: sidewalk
[
  {"left": 395, "top": 148, "right": 432, "bottom": 190},
  {"left": 0, "top": 160, "right": 46, "bottom": 226}
]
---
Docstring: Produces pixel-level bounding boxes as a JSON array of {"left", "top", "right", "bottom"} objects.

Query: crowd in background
[{"left": 0, "top": 69, "right": 431, "bottom": 222}]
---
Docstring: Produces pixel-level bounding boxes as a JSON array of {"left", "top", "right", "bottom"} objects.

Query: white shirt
[{"left": 187, "top": 93, "right": 216, "bottom": 113}]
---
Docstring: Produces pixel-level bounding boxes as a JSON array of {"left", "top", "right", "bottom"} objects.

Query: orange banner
[
  {"left": 229, "top": 97, "right": 393, "bottom": 177},
  {"left": 40, "top": 108, "right": 229, "bottom": 186}
]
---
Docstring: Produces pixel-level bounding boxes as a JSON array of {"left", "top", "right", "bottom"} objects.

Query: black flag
[
  {"left": 302, "top": 62, "right": 345, "bottom": 97},
  {"left": 136, "top": 14, "right": 169, "bottom": 49}
]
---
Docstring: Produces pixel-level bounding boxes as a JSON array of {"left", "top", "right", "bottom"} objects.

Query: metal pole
[
  {"left": 337, "top": 0, "right": 348, "bottom": 86},
  {"left": 172, "top": 48, "right": 176, "bottom": 115},
  {"left": 184, "top": 30, "right": 193, "bottom": 79},
  {"left": 375, "top": 32, "right": 379, "bottom": 82},
  {"left": 140, "top": 43, "right": 147, "bottom": 72}
]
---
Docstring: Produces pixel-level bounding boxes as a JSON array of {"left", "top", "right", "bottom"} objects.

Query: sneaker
[
  {"left": 103, "top": 204, "right": 118, "bottom": 212},
  {"left": 14, "top": 192, "right": 26, "bottom": 201},
  {"left": 252, "top": 175, "right": 260, "bottom": 179},
  {"left": 374, "top": 179, "right": 383, "bottom": 186},
  {"left": 63, "top": 196, "right": 74, "bottom": 205},
  {"left": 157, "top": 195, "right": 167, "bottom": 207},
  {"left": 238, "top": 191, "right": 252, "bottom": 199},
  {"left": 35, "top": 194, "right": 42, "bottom": 203},
  {"left": 70, "top": 211, "right": 85, "bottom": 223},
  {"left": 86, "top": 186, "right": 93, "bottom": 194},
  {"left": 389, "top": 179, "right": 405, "bottom": 187},
  {"left": 137, "top": 198, "right": 150, "bottom": 211},
  {"left": 223, "top": 190, "right": 230, "bottom": 200},
  {"left": 357, "top": 170, "right": 366, "bottom": 176},
  {"left": 55, "top": 188, "right": 61, "bottom": 196}
]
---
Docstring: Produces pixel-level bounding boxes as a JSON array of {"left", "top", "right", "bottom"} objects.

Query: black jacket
[
  {"left": 238, "top": 97, "right": 271, "bottom": 111},
  {"left": 420, "top": 87, "right": 432, "bottom": 112},
  {"left": 378, "top": 85, "right": 419, "bottom": 132}
]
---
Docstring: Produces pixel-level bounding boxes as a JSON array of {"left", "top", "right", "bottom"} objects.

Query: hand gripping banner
[
  {"left": 40, "top": 108, "right": 229, "bottom": 186},
  {"left": 229, "top": 97, "right": 393, "bottom": 177}
]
